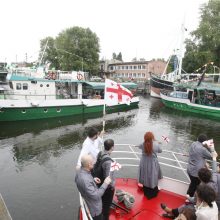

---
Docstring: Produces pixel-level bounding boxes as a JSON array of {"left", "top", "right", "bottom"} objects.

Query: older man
[{"left": 75, "top": 154, "right": 111, "bottom": 220}]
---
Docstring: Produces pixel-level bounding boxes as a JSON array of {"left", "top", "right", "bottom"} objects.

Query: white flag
[
  {"left": 110, "top": 161, "right": 122, "bottom": 172},
  {"left": 162, "top": 135, "right": 170, "bottom": 143},
  {"left": 203, "top": 139, "right": 214, "bottom": 148},
  {"left": 104, "top": 79, "right": 133, "bottom": 106}
]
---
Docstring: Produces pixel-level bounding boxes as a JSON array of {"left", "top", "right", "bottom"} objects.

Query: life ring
[{"left": 77, "top": 73, "right": 83, "bottom": 81}]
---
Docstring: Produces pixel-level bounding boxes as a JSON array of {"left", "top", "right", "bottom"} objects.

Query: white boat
[{"left": 0, "top": 69, "right": 139, "bottom": 121}]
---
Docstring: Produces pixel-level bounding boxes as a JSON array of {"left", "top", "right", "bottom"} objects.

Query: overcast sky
[{"left": 0, "top": 0, "right": 208, "bottom": 63}]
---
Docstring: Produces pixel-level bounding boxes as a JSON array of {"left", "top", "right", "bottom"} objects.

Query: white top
[
  {"left": 196, "top": 202, "right": 218, "bottom": 220},
  {"left": 77, "top": 136, "right": 103, "bottom": 167}
]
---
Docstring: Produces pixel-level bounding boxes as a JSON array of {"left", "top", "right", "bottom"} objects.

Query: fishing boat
[
  {"left": 150, "top": 25, "right": 185, "bottom": 98},
  {"left": 78, "top": 144, "right": 189, "bottom": 220},
  {"left": 0, "top": 69, "right": 139, "bottom": 121},
  {"left": 160, "top": 82, "right": 220, "bottom": 118}
]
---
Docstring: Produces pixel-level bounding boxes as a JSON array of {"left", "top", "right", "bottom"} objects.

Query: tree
[
  {"left": 39, "top": 27, "right": 100, "bottom": 73},
  {"left": 112, "top": 53, "right": 117, "bottom": 59},
  {"left": 183, "top": 0, "right": 220, "bottom": 72},
  {"left": 39, "top": 37, "right": 60, "bottom": 69},
  {"left": 116, "top": 52, "right": 123, "bottom": 61}
]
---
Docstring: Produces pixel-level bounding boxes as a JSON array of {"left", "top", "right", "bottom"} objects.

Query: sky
[{"left": 0, "top": 0, "right": 208, "bottom": 63}]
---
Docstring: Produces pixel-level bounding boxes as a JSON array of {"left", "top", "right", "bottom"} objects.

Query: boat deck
[{"left": 110, "top": 178, "right": 185, "bottom": 219}]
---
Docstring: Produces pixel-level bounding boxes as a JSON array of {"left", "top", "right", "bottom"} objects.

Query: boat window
[
  {"left": 23, "top": 83, "right": 28, "bottom": 90},
  {"left": 0, "top": 109, "right": 4, "bottom": 113},
  {"left": 44, "top": 109, "right": 48, "bottom": 113},
  {"left": 9, "top": 82, "right": 13, "bottom": 89},
  {"left": 21, "top": 109, "right": 26, "bottom": 114},
  {"left": 46, "top": 84, "right": 49, "bottom": 87},
  {"left": 57, "top": 108, "right": 61, "bottom": 112},
  {"left": 40, "top": 84, "right": 43, "bottom": 87},
  {"left": 16, "top": 83, "right": 21, "bottom": 90}
]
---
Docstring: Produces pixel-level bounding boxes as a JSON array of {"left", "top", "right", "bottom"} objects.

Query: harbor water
[{"left": 0, "top": 96, "right": 220, "bottom": 220}]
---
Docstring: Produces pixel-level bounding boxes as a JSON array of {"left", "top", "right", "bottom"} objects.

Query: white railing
[{"left": 79, "top": 144, "right": 190, "bottom": 220}]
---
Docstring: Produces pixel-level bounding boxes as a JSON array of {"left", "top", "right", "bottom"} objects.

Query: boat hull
[
  {"left": 161, "top": 93, "right": 220, "bottom": 118},
  {"left": 150, "top": 75, "right": 173, "bottom": 98},
  {"left": 0, "top": 98, "right": 139, "bottom": 121}
]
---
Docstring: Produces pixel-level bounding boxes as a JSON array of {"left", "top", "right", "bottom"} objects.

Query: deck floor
[{"left": 110, "top": 178, "right": 185, "bottom": 220}]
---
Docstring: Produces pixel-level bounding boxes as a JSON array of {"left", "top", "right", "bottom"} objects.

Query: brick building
[{"left": 99, "top": 59, "right": 166, "bottom": 82}]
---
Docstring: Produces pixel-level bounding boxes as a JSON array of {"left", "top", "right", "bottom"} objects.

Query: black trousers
[
  {"left": 93, "top": 213, "right": 103, "bottom": 220},
  {"left": 102, "top": 187, "right": 114, "bottom": 220},
  {"left": 187, "top": 174, "right": 201, "bottom": 197},
  {"left": 143, "top": 185, "right": 159, "bottom": 199}
]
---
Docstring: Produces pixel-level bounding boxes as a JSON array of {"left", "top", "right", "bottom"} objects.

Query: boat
[
  {"left": 0, "top": 69, "right": 139, "bottom": 121},
  {"left": 150, "top": 25, "right": 185, "bottom": 98},
  {"left": 78, "top": 144, "right": 189, "bottom": 220},
  {"left": 160, "top": 82, "right": 220, "bottom": 118}
]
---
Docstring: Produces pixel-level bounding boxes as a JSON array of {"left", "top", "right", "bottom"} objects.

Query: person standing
[
  {"left": 187, "top": 134, "right": 213, "bottom": 197},
  {"left": 76, "top": 127, "right": 104, "bottom": 169},
  {"left": 75, "top": 154, "right": 111, "bottom": 220},
  {"left": 92, "top": 139, "right": 115, "bottom": 220},
  {"left": 136, "top": 131, "right": 162, "bottom": 199}
]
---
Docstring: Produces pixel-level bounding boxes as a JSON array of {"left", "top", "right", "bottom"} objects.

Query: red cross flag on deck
[
  {"left": 110, "top": 161, "right": 122, "bottom": 172},
  {"left": 104, "top": 79, "right": 133, "bottom": 106},
  {"left": 162, "top": 135, "right": 170, "bottom": 143}
]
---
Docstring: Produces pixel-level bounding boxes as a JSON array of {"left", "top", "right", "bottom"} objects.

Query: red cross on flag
[
  {"left": 162, "top": 135, "right": 170, "bottom": 143},
  {"left": 104, "top": 79, "right": 133, "bottom": 106},
  {"left": 110, "top": 161, "right": 122, "bottom": 172}
]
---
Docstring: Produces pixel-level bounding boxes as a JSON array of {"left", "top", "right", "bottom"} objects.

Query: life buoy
[{"left": 77, "top": 73, "right": 83, "bottom": 81}]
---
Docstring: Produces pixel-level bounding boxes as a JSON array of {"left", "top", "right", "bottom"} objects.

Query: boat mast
[
  {"left": 177, "top": 23, "right": 185, "bottom": 78},
  {"left": 38, "top": 39, "right": 49, "bottom": 66}
]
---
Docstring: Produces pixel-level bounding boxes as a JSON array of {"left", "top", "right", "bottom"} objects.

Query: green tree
[
  {"left": 116, "top": 52, "right": 123, "bottom": 61},
  {"left": 112, "top": 53, "right": 117, "bottom": 59},
  {"left": 39, "top": 27, "right": 100, "bottom": 73},
  {"left": 39, "top": 37, "right": 60, "bottom": 69},
  {"left": 183, "top": 0, "right": 220, "bottom": 72}
]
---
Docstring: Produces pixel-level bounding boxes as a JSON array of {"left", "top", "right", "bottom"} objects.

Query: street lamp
[{"left": 54, "top": 47, "right": 84, "bottom": 72}]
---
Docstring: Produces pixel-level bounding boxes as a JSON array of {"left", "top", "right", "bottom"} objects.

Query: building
[{"left": 99, "top": 60, "right": 167, "bottom": 82}]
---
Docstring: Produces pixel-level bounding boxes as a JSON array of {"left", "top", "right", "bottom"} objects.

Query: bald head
[{"left": 81, "top": 154, "right": 93, "bottom": 169}]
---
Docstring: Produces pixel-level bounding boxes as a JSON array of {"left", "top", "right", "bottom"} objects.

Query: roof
[{"left": 83, "top": 82, "right": 138, "bottom": 90}]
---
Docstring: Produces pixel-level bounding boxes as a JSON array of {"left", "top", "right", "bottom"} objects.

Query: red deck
[{"left": 109, "top": 178, "right": 185, "bottom": 220}]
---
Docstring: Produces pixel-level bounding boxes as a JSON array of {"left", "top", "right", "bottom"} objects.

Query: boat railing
[{"left": 79, "top": 144, "right": 190, "bottom": 220}]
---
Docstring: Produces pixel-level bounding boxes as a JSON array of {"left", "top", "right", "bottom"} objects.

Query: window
[
  {"left": 22, "top": 109, "right": 26, "bottom": 114},
  {"left": 23, "top": 83, "right": 28, "bottom": 90},
  {"left": 125, "top": 73, "right": 128, "bottom": 77},
  {"left": 142, "top": 73, "right": 145, "bottom": 77},
  {"left": 126, "top": 66, "right": 128, "bottom": 70},
  {"left": 9, "top": 82, "right": 13, "bottom": 89},
  {"left": 57, "top": 108, "right": 61, "bottom": 112},
  {"left": 138, "top": 73, "right": 141, "bottom": 78},
  {"left": 46, "top": 84, "right": 49, "bottom": 87},
  {"left": 16, "top": 83, "right": 21, "bottom": 90},
  {"left": 142, "top": 65, "right": 146, "bottom": 69},
  {"left": 133, "top": 66, "right": 137, "bottom": 69},
  {"left": 129, "top": 73, "right": 132, "bottom": 77},
  {"left": 129, "top": 66, "right": 132, "bottom": 70},
  {"left": 122, "top": 73, "right": 124, "bottom": 77},
  {"left": 138, "top": 65, "right": 142, "bottom": 69},
  {"left": 40, "top": 84, "right": 43, "bottom": 87},
  {"left": 133, "top": 73, "right": 137, "bottom": 77},
  {"left": 44, "top": 109, "right": 48, "bottom": 113}
]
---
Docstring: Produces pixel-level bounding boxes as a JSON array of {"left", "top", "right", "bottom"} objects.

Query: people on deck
[
  {"left": 92, "top": 139, "right": 115, "bottom": 220},
  {"left": 75, "top": 154, "right": 111, "bottom": 220},
  {"left": 136, "top": 131, "right": 162, "bottom": 199},
  {"left": 174, "top": 207, "right": 196, "bottom": 220},
  {"left": 161, "top": 167, "right": 214, "bottom": 218},
  {"left": 195, "top": 184, "right": 218, "bottom": 220},
  {"left": 187, "top": 134, "right": 213, "bottom": 197},
  {"left": 76, "top": 128, "right": 104, "bottom": 170},
  {"left": 211, "top": 151, "right": 220, "bottom": 217}
]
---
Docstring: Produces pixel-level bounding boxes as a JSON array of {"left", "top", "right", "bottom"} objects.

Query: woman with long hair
[{"left": 136, "top": 131, "right": 163, "bottom": 199}]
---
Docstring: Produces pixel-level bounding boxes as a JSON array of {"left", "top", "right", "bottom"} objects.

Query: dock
[{"left": 0, "top": 194, "right": 12, "bottom": 220}]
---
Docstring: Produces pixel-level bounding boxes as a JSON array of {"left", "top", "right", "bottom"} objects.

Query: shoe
[
  {"left": 161, "top": 203, "right": 167, "bottom": 210},
  {"left": 162, "top": 213, "right": 175, "bottom": 219}
]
